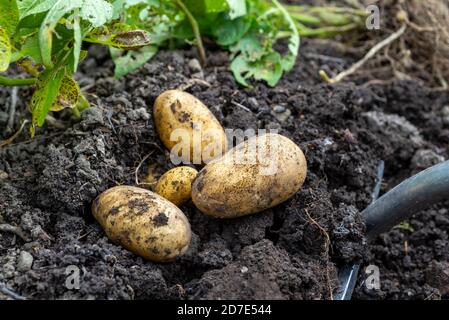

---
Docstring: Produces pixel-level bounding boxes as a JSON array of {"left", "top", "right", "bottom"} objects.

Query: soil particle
[
  {"left": 128, "top": 198, "right": 149, "bottom": 215},
  {"left": 198, "top": 240, "right": 233, "bottom": 268},
  {"left": 16, "top": 251, "right": 33, "bottom": 272},
  {"left": 187, "top": 240, "right": 334, "bottom": 300},
  {"left": 153, "top": 213, "right": 169, "bottom": 227},
  {"left": 109, "top": 206, "right": 122, "bottom": 216},
  {"left": 426, "top": 261, "right": 449, "bottom": 295},
  {"left": 411, "top": 149, "right": 445, "bottom": 170}
]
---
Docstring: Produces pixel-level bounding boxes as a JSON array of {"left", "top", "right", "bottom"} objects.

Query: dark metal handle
[{"left": 363, "top": 160, "right": 449, "bottom": 241}]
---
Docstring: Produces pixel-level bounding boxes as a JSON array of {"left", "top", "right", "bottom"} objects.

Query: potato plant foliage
[
  {"left": 0, "top": 0, "right": 300, "bottom": 134},
  {"left": 0, "top": 0, "right": 150, "bottom": 135},
  {"left": 110, "top": 0, "right": 299, "bottom": 86}
]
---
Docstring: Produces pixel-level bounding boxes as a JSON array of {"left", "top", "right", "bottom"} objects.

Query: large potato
[
  {"left": 155, "top": 166, "right": 198, "bottom": 206},
  {"left": 153, "top": 90, "right": 227, "bottom": 165},
  {"left": 192, "top": 133, "right": 307, "bottom": 218},
  {"left": 92, "top": 186, "right": 191, "bottom": 262}
]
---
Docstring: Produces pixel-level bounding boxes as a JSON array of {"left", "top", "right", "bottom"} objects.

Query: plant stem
[
  {"left": 296, "top": 22, "right": 360, "bottom": 37},
  {"left": 287, "top": 5, "right": 367, "bottom": 17},
  {"left": 175, "top": 0, "right": 206, "bottom": 66},
  {"left": 71, "top": 106, "right": 81, "bottom": 120},
  {"left": 0, "top": 76, "right": 36, "bottom": 86},
  {"left": 284, "top": 3, "right": 367, "bottom": 38}
]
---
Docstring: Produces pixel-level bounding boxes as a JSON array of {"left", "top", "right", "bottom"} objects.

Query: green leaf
[
  {"left": 0, "top": 0, "right": 19, "bottom": 35},
  {"left": 272, "top": 0, "right": 299, "bottom": 72},
  {"left": 231, "top": 33, "right": 266, "bottom": 62},
  {"left": 73, "top": 15, "right": 81, "bottom": 71},
  {"left": 111, "top": 45, "right": 157, "bottom": 78},
  {"left": 394, "top": 221, "right": 414, "bottom": 233},
  {"left": 18, "top": 0, "right": 58, "bottom": 20},
  {"left": 50, "top": 75, "right": 80, "bottom": 111},
  {"left": 226, "top": 0, "right": 246, "bottom": 19},
  {"left": 16, "top": 57, "right": 40, "bottom": 76},
  {"left": 87, "top": 28, "right": 151, "bottom": 49},
  {"left": 11, "top": 32, "right": 42, "bottom": 64},
  {"left": 16, "top": 12, "right": 47, "bottom": 29},
  {"left": 203, "top": 0, "right": 228, "bottom": 13},
  {"left": 213, "top": 17, "right": 251, "bottom": 46},
  {"left": 230, "top": 51, "right": 282, "bottom": 87},
  {"left": 0, "top": 28, "right": 12, "bottom": 71},
  {"left": 79, "top": 0, "right": 113, "bottom": 27},
  {"left": 38, "top": 0, "right": 83, "bottom": 68},
  {"left": 36, "top": 0, "right": 113, "bottom": 68},
  {"left": 110, "top": 30, "right": 151, "bottom": 48},
  {"left": 111, "top": 0, "right": 126, "bottom": 20},
  {"left": 29, "top": 66, "right": 65, "bottom": 133},
  {"left": 185, "top": 0, "right": 228, "bottom": 15}
]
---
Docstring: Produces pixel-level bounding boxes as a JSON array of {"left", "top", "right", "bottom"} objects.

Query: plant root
[
  {"left": 326, "top": 0, "right": 449, "bottom": 88},
  {"left": 320, "top": 24, "right": 407, "bottom": 84},
  {"left": 5, "top": 87, "right": 18, "bottom": 135},
  {"left": 134, "top": 151, "right": 155, "bottom": 187},
  {"left": 304, "top": 208, "right": 334, "bottom": 300},
  {"left": 0, "top": 120, "right": 29, "bottom": 148}
]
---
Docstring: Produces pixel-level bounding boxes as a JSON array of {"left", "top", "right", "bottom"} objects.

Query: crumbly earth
[{"left": 1, "top": 36, "right": 448, "bottom": 300}]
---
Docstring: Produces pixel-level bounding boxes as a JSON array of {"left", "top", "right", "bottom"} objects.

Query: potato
[
  {"left": 155, "top": 166, "right": 198, "bottom": 206},
  {"left": 153, "top": 90, "right": 227, "bottom": 165},
  {"left": 92, "top": 186, "right": 191, "bottom": 262},
  {"left": 192, "top": 133, "right": 307, "bottom": 218}
]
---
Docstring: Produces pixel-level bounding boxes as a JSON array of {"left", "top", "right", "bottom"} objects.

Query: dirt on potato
[{"left": 1, "top": 29, "right": 449, "bottom": 300}]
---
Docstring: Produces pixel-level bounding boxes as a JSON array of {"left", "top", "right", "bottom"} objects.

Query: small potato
[
  {"left": 192, "top": 133, "right": 307, "bottom": 218},
  {"left": 153, "top": 90, "right": 227, "bottom": 165},
  {"left": 92, "top": 186, "right": 191, "bottom": 262},
  {"left": 155, "top": 166, "right": 198, "bottom": 206}
]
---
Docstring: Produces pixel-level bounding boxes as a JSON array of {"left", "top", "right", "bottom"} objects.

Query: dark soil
[{"left": 1, "top": 36, "right": 449, "bottom": 299}]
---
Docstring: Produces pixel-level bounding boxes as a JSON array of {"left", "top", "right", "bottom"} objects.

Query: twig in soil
[
  {"left": 178, "top": 78, "right": 211, "bottom": 91},
  {"left": 304, "top": 53, "right": 346, "bottom": 64},
  {"left": 81, "top": 83, "right": 96, "bottom": 92},
  {"left": 77, "top": 230, "right": 93, "bottom": 241},
  {"left": 425, "top": 292, "right": 440, "bottom": 300},
  {"left": 0, "top": 224, "right": 30, "bottom": 242},
  {"left": 231, "top": 100, "right": 252, "bottom": 113},
  {"left": 106, "top": 110, "right": 117, "bottom": 134},
  {"left": 320, "top": 24, "right": 407, "bottom": 84},
  {"left": 45, "top": 115, "right": 68, "bottom": 130},
  {"left": 0, "top": 283, "right": 26, "bottom": 300},
  {"left": 358, "top": 79, "right": 394, "bottom": 88},
  {"left": 134, "top": 151, "right": 155, "bottom": 186},
  {"left": 0, "top": 120, "right": 29, "bottom": 148},
  {"left": 6, "top": 87, "right": 18, "bottom": 135},
  {"left": 175, "top": 0, "right": 207, "bottom": 66},
  {"left": 304, "top": 208, "right": 334, "bottom": 300},
  {"left": 143, "top": 142, "right": 166, "bottom": 154}
]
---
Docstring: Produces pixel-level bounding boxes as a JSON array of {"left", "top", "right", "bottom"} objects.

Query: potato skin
[
  {"left": 155, "top": 166, "right": 198, "bottom": 206},
  {"left": 191, "top": 133, "right": 307, "bottom": 218},
  {"left": 92, "top": 186, "right": 191, "bottom": 262},
  {"left": 153, "top": 90, "right": 227, "bottom": 164}
]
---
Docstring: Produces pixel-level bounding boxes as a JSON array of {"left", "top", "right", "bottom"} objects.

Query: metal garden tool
[{"left": 335, "top": 160, "right": 449, "bottom": 300}]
